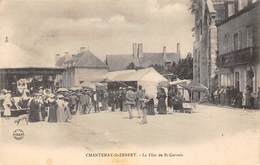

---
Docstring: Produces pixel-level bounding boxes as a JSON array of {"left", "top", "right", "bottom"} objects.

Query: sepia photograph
[{"left": 0, "top": 0, "right": 259, "bottom": 164}]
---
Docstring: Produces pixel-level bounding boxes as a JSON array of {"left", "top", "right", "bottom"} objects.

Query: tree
[
  {"left": 175, "top": 53, "right": 193, "bottom": 79},
  {"left": 126, "top": 62, "right": 136, "bottom": 70},
  {"left": 126, "top": 62, "right": 144, "bottom": 70}
]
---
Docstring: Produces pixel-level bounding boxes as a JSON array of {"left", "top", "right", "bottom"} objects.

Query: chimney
[
  {"left": 55, "top": 54, "right": 60, "bottom": 66},
  {"left": 133, "top": 43, "right": 138, "bottom": 57},
  {"left": 163, "top": 46, "right": 166, "bottom": 55},
  {"left": 132, "top": 43, "right": 139, "bottom": 67},
  {"left": 177, "top": 42, "right": 181, "bottom": 59},
  {"left": 138, "top": 43, "right": 143, "bottom": 59},
  {"left": 5, "top": 36, "right": 8, "bottom": 43}
]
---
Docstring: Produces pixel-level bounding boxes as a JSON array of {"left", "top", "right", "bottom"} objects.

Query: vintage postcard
[{"left": 0, "top": 0, "right": 259, "bottom": 165}]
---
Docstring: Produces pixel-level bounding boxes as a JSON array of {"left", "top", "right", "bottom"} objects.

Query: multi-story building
[
  {"left": 216, "top": 1, "right": 259, "bottom": 94},
  {"left": 192, "top": 0, "right": 226, "bottom": 99},
  {"left": 106, "top": 43, "right": 180, "bottom": 72},
  {"left": 55, "top": 47, "right": 108, "bottom": 88}
]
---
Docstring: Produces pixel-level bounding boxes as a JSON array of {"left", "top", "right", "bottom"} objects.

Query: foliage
[
  {"left": 126, "top": 62, "right": 144, "bottom": 70},
  {"left": 175, "top": 53, "right": 193, "bottom": 79}
]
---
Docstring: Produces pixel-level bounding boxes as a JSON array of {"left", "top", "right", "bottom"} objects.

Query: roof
[
  {"left": 106, "top": 52, "right": 180, "bottom": 71},
  {"left": 60, "top": 50, "right": 107, "bottom": 69},
  {"left": 104, "top": 68, "right": 168, "bottom": 98},
  {"left": 55, "top": 56, "right": 66, "bottom": 67},
  {"left": 106, "top": 54, "right": 134, "bottom": 71},
  {"left": 0, "top": 42, "right": 52, "bottom": 69},
  {"left": 104, "top": 67, "right": 167, "bottom": 82}
]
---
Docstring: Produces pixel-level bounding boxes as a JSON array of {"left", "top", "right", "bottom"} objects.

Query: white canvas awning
[{"left": 103, "top": 68, "right": 168, "bottom": 98}]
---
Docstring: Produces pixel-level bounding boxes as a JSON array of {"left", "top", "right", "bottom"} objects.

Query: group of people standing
[
  {"left": 28, "top": 93, "right": 72, "bottom": 123},
  {"left": 212, "top": 85, "right": 260, "bottom": 109}
]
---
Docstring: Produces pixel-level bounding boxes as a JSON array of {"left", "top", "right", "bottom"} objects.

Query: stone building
[
  {"left": 216, "top": 1, "right": 259, "bottom": 94},
  {"left": 55, "top": 48, "right": 108, "bottom": 88},
  {"left": 192, "top": 0, "right": 226, "bottom": 99},
  {"left": 106, "top": 43, "right": 180, "bottom": 72}
]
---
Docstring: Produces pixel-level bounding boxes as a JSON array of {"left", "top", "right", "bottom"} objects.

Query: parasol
[
  {"left": 179, "top": 81, "right": 208, "bottom": 92},
  {"left": 70, "top": 86, "right": 83, "bottom": 91},
  {"left": 56, "top": 88, "right": 69, "bottom": 92}
]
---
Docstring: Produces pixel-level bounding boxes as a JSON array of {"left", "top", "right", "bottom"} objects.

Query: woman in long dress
[
  {"left": 157, "top": 88, "right": 167, "bottom": 114},
  {"left": 56, "top": 95, "right": 66, "bottom": 122},
  {"left": 146, "top": 98, "right": 155, "bottom": 115},
  {"left": 47, "top": 94, "right": 58, "bottom": 123},
  {"left": 28, "top": 96, "right": 41, "bottom": 122}
]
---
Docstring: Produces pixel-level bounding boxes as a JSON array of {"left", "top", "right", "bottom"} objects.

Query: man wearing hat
[
  {"left": 125, "top": 86, "right": 136, "bottom": 119},
  {"left": 136, "top": 85, "right": 147, "bottom": 124}
]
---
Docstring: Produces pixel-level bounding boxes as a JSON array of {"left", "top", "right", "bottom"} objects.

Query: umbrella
[
  {"left": 57, "top": 88, "right": 69, "bottom": 92},
  {"left": 70, "top": 86, "right": 82, "bottom": 91},
  {"left": 80, "top": 82, "right": 95, "bottom": 89},
  {"left": 169, "top": 79, "right": 191, "bottom": 85},
  {"left": 179, "top": 81, "right": 208, "bottom": 92}
]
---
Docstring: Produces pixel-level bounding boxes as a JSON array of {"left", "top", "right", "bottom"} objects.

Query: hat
[
  {"left": 49, "top": 93, "right": 55, "bottom": 98},
  {"left": 57, "top": 94, "right": 64, "bottom": 99},
  {"left": 1, "top": 89, "right": 8, "bottom": 94},
  {"left": 127, "top": 86, "right": 134, "bottom": 90}
]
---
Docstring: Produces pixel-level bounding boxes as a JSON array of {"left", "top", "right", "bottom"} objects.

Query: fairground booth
[{"left": 0, "top": 39, "right": 65, "bottom": 95}]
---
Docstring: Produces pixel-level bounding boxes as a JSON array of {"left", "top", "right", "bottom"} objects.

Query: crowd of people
[
  {"left": 0, "top": 86, "right": 105, "bottom": 123},
  {"left": 212, "top": 85, "right": 260, "bottom": 109},
  {"left": 0, "top": 84, "right": 191, "bottom": 125}
]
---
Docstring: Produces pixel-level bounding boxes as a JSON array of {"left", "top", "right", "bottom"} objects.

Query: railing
[{"left": 216, "top": 47, "right": 257, "bottom": 68}]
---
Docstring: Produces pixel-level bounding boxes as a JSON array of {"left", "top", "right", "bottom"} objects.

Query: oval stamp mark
[{"left": 13, "top": 129, "right": 24, "bottom": 140}]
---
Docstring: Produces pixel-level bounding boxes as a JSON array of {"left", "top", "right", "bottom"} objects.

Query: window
[
  {"left": 246, "top": 26, "right": 253, "bottom": 47},
  {"left": 234, "top": 72, "right": 240, "bottom": 90},
  {"left": 239, "top": 31, "right": 243, "bottom": 49},
  {"left": 221, "top": 73, "right": 232, "bottom": 87},
  {"left": 233, "top": 33, "right": 239, "bottom": 51},
  {"left": 224, "top": 34, "right": 230, "bottom": 53}
]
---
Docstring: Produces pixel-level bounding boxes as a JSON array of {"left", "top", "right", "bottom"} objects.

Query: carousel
[
  {"left": 0, "top": 37, "right": 65, "bottom": 116},
  {"left": 0, "top": 37, "right": 65, "bottom": 94}
]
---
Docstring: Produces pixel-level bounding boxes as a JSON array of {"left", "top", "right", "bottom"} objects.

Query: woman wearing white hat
[{"left": 56, "top": 95, "right": 67, "bottom": 122}]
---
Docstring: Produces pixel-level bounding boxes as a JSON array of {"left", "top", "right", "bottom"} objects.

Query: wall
[
  {"left": 218, "top": 4, "right": 259, "bottom": 55},
  {"left": 74, "top": 68, "right": 108, "bottom": 86},
  {"left": 217, "top": 2, "right": 260, "bottom": 92}
]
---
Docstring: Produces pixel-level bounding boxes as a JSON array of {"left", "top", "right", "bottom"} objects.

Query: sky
[{"left": 0, "top": 0, "right": 194, "bottom": 66}]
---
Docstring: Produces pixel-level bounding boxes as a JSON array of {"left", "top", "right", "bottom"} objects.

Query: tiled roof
[
  {"left": 58, "top": 50, "right": 107, "bottom": 69},
  {"left": 106, "top": 52, "right": 180, "bottom": 71},
  {"left": 106, "top": 54, "right": 134, "bottom": 71}
]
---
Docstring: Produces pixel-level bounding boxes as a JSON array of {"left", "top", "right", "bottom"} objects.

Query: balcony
[{"left": 216, "top": 47, "right": 258, "bottom": 68}]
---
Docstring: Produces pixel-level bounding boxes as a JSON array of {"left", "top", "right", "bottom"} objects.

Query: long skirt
[
  {"left": 157, "top": 99, "right": 167, "bottom": 114},
  {"left": 64, "top": 108, "right": 72, "bottom": 121},
  {"left": 146, "top": 99, "right": 155, "bottom": 115},
  {"left": 48, "top": 108, "right": 57, "bottom": 122},
  {"left": 57, "top": 107, "right": 66, "bottom": 122},
  {"left": 28, "top": 110, "right": 40, "bottom": 122},
  {"left": 3, "top": 104, "right": 11, "bottom": 117}
]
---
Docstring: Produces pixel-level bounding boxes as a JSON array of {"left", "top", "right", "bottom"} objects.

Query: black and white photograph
[{"left": 0, "top": 0, "right": 259, "bottom": 164}]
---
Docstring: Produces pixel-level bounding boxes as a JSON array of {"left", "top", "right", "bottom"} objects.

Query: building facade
[
  {"left": 56, "top": 48, "right": 108, "bottom": 88},
  {"left": 192, "top": 0, "right": 226, "bottom": 98},
  {"left": 106, "top": 43, "right": 180, "bottom": 72},
  {"left": 216, "top": 1, "right": 259, "bottom": 94}
]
